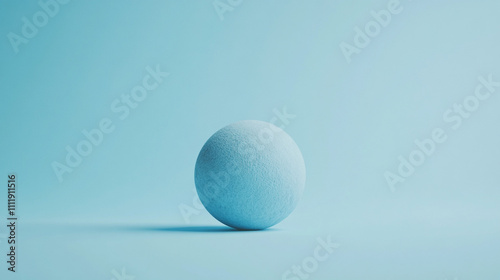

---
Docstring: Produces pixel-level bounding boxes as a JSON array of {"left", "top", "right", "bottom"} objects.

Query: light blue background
[{"left": 0, "top": 0, "right": 499, "bottom": 279}]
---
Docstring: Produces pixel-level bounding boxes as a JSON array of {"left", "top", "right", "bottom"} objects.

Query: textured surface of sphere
[{"left": 195, "top": 120, "right": 306, "bottom": 230}]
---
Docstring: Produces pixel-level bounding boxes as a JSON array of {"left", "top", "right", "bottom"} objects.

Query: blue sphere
[{"left": 194, "top": 120, "right": 306, "bottom": 230}]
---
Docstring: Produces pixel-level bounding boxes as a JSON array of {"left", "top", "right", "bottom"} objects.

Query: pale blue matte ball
[{"left": 195, "top": 120, "right": 306, "bottom": 230}]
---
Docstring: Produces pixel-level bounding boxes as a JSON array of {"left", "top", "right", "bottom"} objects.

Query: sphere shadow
[
  {"left": 140, "top": 225, "right": 238, "bottom": 232},
  {"left": 125, "top": 225, "right": 279, "bottom": 233},
  {"left": 69, "top": 224, "right": 281, "bottom": 233}
]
